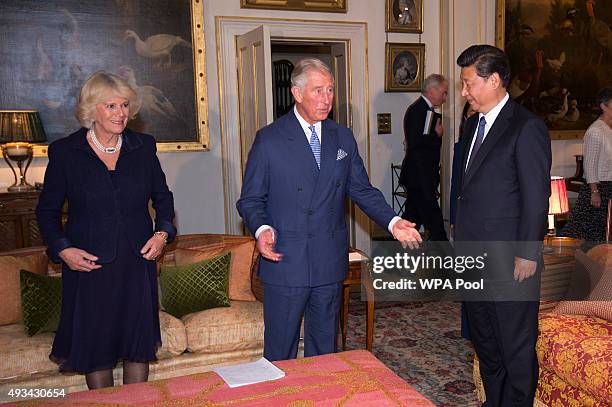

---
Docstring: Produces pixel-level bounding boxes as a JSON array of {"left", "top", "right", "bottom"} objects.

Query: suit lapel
[
  {"left": 284, "top": 111, "right": 318, "bottom": 186},
  {"left": 310, "top": 119, "right": 338, "bottom": 206},
  {"left": 462, "top": 100, "right": 515, "bottom": 188},
  {"left": 458, "top": 116, "right": 477, "bottom": 192}
]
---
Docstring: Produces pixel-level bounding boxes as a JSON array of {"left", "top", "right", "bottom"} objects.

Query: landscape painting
[
  {"left": 0, "top": 0, "right": 208, "bottom": 150},
  {"left": 498, "top": 0, "right": 612, "bottom": 139}
]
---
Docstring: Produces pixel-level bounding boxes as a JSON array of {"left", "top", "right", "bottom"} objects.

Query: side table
[
  {"left": 340, "top": 248, "right": 374, "bottom": 351},
  {"left": 541, "top": 236, "right": 582, "bottom": 310},
  {"left": 0, "top": 190, "right": 43, "bottom": 251}
]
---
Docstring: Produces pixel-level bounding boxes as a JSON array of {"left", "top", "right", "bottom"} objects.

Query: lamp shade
[
  {"left": 549, "top": 176, "right": 569, "bottom": 215},
  {"left": 0, "top": 110, "right": 47, "bottom": 143}
]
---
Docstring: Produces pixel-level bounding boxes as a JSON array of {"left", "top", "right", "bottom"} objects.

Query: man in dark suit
[
  {"left": 455, "top": 45, "right": 551, "bottom": 407},
  {"left": 399, "top": 74, "right": 449, "bottom": 241},
  {"left": 237, "top": 58, "right": 421, "bottom": 361}
]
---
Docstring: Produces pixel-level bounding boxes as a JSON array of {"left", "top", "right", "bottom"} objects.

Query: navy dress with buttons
[{"left": 36, "top": 128, "right": 176, "bottom": 374}]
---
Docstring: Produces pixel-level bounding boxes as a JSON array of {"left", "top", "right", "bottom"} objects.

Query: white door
[
  {"left": 236, "top": 26, "right": 273, "bottom": 174},
  {"left": 330, "top": 42, "right": 349, "bottom": 128},
  {"left": 329, "top": 42, "right": 357, "bottom": 246}
]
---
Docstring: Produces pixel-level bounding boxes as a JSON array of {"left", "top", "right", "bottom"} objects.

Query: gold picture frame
[
  {"left": 240, "top": 0, "right": 347, "bottom": 13},
  {"left": 385, "top": 0, "right": 423, "bottom": 33},
  {"left": 0, "top": 0, "right": 209, "bottom": 157},
  {"left": 385, "top": 43, "right": 425, "bottom": 92},
  {"left": 495, "top": 0, "right": 612, "bottom": 140}
]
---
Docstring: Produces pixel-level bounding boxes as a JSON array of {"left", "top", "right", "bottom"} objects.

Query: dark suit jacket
[
  {"left": 455, "top": 98, "right": 551, "bottom": 263},
  {"left": 237, "top": 110, "right": 396, "bottom": 287},
  {"left": 399, "top": 97, "right": 442, "bottom": 197},
  {"left": 36, "top": 128, "right": 176, "bottom": 264}
]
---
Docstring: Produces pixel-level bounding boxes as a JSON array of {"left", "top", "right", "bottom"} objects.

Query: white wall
[
  {"left": 1, "top": 1, "right": 442, "bottom": 235},
  {"left": 3, "top": 1, "right": 577, "bottom": 235},
  {"left": 203, "top": 0, "right": 443, "bottom": 222}
]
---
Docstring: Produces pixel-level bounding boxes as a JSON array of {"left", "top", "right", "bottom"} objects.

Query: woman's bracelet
[{"left": 154, "top": 231, "right": 168, "bottom": 244}]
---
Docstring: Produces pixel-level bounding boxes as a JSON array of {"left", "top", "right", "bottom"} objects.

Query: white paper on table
[
  {"left": 349, "top": 251, "right": 368, "bottom": 263},
  {"left": 213, "top": 358, "right": 285, "bottom": 388}
]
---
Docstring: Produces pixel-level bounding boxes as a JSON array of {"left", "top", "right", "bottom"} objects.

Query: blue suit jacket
[
  {"left": 36, "top": 128, "right": 176, "bottom": 263},
  {"left": 237, "top": 111, "right": 396, "bottom": 287}
]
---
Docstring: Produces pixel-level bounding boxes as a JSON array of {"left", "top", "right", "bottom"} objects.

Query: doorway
[
  {"left": 217, "top": 17, "right": 371, "bottom": 253},
  {"left": 270, "top": 41, "right": 349, "bottom": 127}
]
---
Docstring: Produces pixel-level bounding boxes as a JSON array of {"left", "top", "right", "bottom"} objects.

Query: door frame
[{"left": 216, "top": 16, "right": 372, "bottom": 253}]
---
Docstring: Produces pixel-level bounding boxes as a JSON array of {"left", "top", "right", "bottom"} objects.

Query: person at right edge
[
  {"left": 561, "top": 87, "right": 612, "bottom": 245},
  {"left": 455, "top": 45, "right": 551, "bottom": 407},
  {"left": 399, "top": 74, "right": 449, "bottom": 242}
]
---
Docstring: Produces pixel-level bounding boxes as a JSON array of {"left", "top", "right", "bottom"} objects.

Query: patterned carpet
[{"left": 344, "top": 299, "right": 480, "bottom": 407}]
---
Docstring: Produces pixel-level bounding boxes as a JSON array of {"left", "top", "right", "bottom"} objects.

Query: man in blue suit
[{"left": 237, "top": 58, "right": 421, "bottom": 361}]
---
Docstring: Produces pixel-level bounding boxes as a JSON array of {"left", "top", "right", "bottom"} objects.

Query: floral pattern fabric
[{"left": 537, "top": 313, "right": 611, "bottom": 404}]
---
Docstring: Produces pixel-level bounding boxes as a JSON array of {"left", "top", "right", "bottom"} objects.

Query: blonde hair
[{"left": 75, "top": 71, "right": 140, "bottom": 128}]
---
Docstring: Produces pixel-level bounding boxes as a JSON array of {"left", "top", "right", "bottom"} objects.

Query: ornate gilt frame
[
  {"left": 240, "top": 0, "right": 347, "bottom": 13},
  {"left": 384, "top": 42, "right": 425, "bottom": 92},
  {"left": 33, "top": 0, "right": 208, "bottom": 156},
  {"left": 385, "top": 0, "right": 423, "bottom": 33}
]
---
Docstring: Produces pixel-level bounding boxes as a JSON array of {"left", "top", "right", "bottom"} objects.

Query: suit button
[
  {"left": 298, "top": 187, "right": 303, "bottom": 192},
  {"left": 336, "top": 182, "right": 341, "bottom": 188},
  {"left": 308, "top": 209, "right": 314, "bottom": 215},
  {"left": 457, "top": 195, "right": 462, "bottom": 201},
  {"left": 308, "top": 233, "right": 314, "bottom": 238}
]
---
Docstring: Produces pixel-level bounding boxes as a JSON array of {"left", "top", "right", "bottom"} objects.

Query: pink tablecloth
[{"left": 5, "top": 350, "right": 433, "bottom": 406}]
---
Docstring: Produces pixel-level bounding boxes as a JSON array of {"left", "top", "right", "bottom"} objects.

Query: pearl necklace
[{"left": 88, "top": 128, "right": 122, "bottom": 154}]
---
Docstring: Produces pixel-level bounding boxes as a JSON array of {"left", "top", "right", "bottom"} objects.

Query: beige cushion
[
  {"left": 183, "top": 301, "right": 263, "bottom": 353},
  {"left": 174, "top": 240, "right": 257, "bottom": 302},
  {"left": 0, "top": 324, "right": 56, "bottom": 380},
  {"left": 553, "top": 246, "right": 612, "bottom": 321},
  {"left": 158, "top": 311, "right": 187, "bottom": 357},
  {"left": 0, "top": 253, "right": 48, "bottom": 326}
]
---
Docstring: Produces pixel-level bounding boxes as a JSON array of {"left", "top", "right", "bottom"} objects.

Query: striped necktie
[{"left": 309, "top": 125, "right": 321, "bottom": 169}]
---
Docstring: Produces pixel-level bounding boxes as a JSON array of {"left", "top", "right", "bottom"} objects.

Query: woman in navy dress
[{"left": 36, "top": 71, "right": 176, "bottom": 389}]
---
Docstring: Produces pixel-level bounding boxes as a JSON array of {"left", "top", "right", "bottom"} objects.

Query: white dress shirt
[
  {"left": 465, "top": 93, "right": 510, "bottom": 171},
  {"left": 294, "top": 105, "right": 323, "bottom": 144},
  {"left": 422, "top": 95, "right": 434, "bottom": 110}
]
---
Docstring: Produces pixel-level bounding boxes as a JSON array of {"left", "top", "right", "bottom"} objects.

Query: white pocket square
[{"left": 337, "top": 148, "right": 348, "bottom": 161}]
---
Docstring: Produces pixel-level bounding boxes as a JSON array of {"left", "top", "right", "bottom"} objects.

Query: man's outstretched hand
[
  {"left": 392, "top": 219, "right": 422, "bottom": 249},
  {"left": 257, "top": 228, "right": 283, "bottom": 262}
]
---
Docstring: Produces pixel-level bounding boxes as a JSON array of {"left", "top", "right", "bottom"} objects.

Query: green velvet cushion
[
  {"left": 159, "top": 252, "right": 231, "bottom": 318},
  {"left": 20, "top": 270, "right": 62, "bottom": 336}
]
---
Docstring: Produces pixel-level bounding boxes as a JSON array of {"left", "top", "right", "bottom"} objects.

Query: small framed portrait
[
  {"left": 385, "top": 43, "right": 425, "bottom": 92},
  {"left": 386, "top": 0, "right": 423, "bottom": 33}
]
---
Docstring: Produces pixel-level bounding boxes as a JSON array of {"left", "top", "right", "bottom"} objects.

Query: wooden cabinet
[{"left": 0, "top": 190, "right": 44, "bottom": 251}]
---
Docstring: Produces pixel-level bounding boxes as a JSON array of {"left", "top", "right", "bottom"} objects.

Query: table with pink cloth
[{"left": 4, "top": 350, "right": 433, "bottom": 406}]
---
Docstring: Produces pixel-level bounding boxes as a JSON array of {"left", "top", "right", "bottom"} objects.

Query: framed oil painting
[
  {"left": 0, "top": 0, "right": 209, "bottom": 153},
  {"left": 496, "top": 0, "right": 612, "bottom": 140},
  {"left": 385, "top": 43, "right": 425, "bottom": 92},
  {"left": 385, "top": 0, "right": 423, "bottom": 33},
  {"left": 241, "top": 0, "right": 347, "bottom": 13}
]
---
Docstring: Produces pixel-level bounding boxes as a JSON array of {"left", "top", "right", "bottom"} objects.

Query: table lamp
[
  {"left": 548, "top": 176, "right": 569, "bottom": 236},
  {"left": 0, "top": 110, "right": 47, "bottom": 192}
]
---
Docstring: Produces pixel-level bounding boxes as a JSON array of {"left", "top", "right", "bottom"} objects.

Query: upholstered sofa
[
  {"left": 0, "top": 234, "right": 267, "bottom": 402},
  {"left": 474, "top": 244, "right": 611, "bottom": 406}
]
